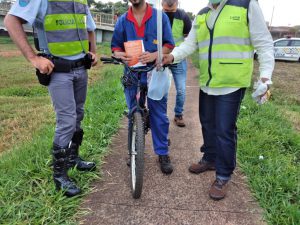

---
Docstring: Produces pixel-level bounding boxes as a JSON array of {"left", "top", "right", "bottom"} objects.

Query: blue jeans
[
  {"left": 169, "top": 59, "right": 187, "bottom": 116},
  {"left": 199, "top": 89, "right": 246, "bottom": 181},
  {"left": 124, "top": 73, "right": 169, "bottom": 156}
]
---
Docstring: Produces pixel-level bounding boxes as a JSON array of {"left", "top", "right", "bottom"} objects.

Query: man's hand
[
  {"left": 162, "top": 54, "right": 174, "bottom": 65},
  {"left": 252, "top": 78, "right": 272, "bottom": 104},
  {"left": 260, "top": 77, "right": 272, "bottom": 95},
  {"left": 89, "top": 52, "right": 98, "bottom": 67},
  {"left": 30, "top": 56, "right": 54, "bottom": 75},
  {"left": 113, "top": 51, "right": 132, "bottom": 64},
  {"left": 139, "top": 51, "right": 157, "bottom": 64}
]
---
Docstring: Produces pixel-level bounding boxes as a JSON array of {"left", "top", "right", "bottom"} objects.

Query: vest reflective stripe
[
  {"left": 44, "top": 0, "right": 88, "bottom": 57},
  {"left": 47, "top": 1, "right": 87, "bottom": 15},
  {"left": 199, "top": 51, "right": 253, "bottom": 60},
  {"left": 196, "top": 1, "right": 253, "bottom": 88},
  {"left": 198, "top": 44, "right": 253, "bottom": 54},
  {"left": 49, "top": 0, "right": 87, "bottom": 4},
  {"left": 48, "top": 40, "right": 89, "bottom": 56},
  {"left": 198, "top": 36, "right": 251, "bottom": 48},
  {"left": 172, "top": 18, "right": 184, "bottom": 46},
  {"left": 46, "top": 29, "right": 88, "bottom": 43}
]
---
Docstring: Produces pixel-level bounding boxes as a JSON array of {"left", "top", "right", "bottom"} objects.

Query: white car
[
  {"left": 273, "top": 37, "right": 300, "bottom": 62},
  {"left": 254, "top": 37, "right": 300, "bottom": 62}
]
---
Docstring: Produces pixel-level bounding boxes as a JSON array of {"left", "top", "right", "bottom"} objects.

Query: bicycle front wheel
[{"left": 129, "top": 112, "right": 145, "bottom": 199}]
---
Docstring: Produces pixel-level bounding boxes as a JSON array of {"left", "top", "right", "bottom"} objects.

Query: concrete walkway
[{"left": 80, "top": 61, "right": 265, "bottom": 225}]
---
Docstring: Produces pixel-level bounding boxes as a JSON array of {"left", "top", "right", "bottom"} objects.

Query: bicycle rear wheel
[{"left": 129, "top": 112, "right": 145, "bottom": 199}]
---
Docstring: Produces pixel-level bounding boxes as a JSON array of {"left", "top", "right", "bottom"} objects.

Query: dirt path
[
  {"left": 0, "top": 50, "right": 22, "bottom": 57},
  {"left": 80, "top": 61, "right": 265, "bottom": 225}
]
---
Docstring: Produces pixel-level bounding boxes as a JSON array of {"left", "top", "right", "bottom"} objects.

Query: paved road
[{"left": 80, "top": 61, "right": 265, "bottom": 225}]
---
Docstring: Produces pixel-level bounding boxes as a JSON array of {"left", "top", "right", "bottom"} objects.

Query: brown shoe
[
  {"left": 174, "top": 115, "right": 186, "bottom": 127},
  {"left": 188, "top": 160, "right": 215, "bottom": 174},
  {"left": 209, "top": 179, "right": 229, "bottom": 201}
]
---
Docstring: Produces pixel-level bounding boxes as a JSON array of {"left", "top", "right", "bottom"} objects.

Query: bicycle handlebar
[{"left": 100, "top": 56, "right": 170, "bottom": 73}]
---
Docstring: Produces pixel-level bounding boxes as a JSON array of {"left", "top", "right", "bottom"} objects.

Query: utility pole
[{"left": 269, "top": 0, "right": 276, "bottom": 31}]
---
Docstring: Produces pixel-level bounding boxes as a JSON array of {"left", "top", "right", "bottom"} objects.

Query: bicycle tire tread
[{"left": 131, "top": 112, "right": 145, "bottom": 199}]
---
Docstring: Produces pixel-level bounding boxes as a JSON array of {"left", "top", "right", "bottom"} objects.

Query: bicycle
[{"left": 100, "top": 56, "right": 157, "bottom": 199}]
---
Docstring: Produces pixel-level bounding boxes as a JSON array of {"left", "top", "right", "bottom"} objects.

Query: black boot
[
  {"left": 68, "top": 129, "right": 96, "bottom": 171},
  {"left": 159, "top": 155, "right": 173, "bottom": 175},
  {"left": 53, "top": 145, "right": 81, "bottom": 197}
]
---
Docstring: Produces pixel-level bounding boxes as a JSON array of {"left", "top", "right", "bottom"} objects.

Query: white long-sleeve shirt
[{"left": 172, "top": 0, "right": 275, "bottom": 96}]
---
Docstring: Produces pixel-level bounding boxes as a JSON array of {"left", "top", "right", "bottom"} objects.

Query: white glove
[{"left": 252, "top": 79, "right": 272, "bottom": 104}]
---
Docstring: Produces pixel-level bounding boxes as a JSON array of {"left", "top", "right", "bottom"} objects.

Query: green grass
[
  {"left": 0, "top": 39, "right": 126, "bottom": 224},
  {"left": 0, "top": 36, "right": 34, "bottom": 51},
  {"left": 0, "top": 36, "right": 14, "bottom": 44},
  {"left": 0, "top": 42, "right": 114, "bottom": 154},
  {"left": 0, "top": 53, "right": 52, "bottom": 153},
  {"left": 0, "top": 56, "right": 38, "bottom": 89},
  {"left": 0, "top": 36, "right": 34, "bottom": 44},
  {"left": 238, "top": 94, "right": 300, "bottom": 225},
  {"left": 190, "top": 53, "right": 300, "bottom": 225},
  {"left": 0, "top": 64, "right": 126, "bottom": 224}
]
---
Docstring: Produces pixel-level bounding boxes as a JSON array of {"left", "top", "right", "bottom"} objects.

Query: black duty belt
[
  {"left": 36, "top": 53, "right": 94, "bottom": 86},
  {"left": 70, "top": 58, "right": 86, "bottom": 68},
  {"left": 52, "top": 57, "right": 86, "bottom": 72},
  {"left": 37, "top": 53, "right": 93, "bottom": 73},
  {"left": 64, "top": 58, "right": 85, "bottom": 69}
]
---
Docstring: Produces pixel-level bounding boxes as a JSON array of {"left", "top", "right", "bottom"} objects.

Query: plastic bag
[
  {"left": 252, "top": 80, "right": 271, "bottom": 105},
  {"left": 148, "top": 68, "right": 171, "bottom": 100}
]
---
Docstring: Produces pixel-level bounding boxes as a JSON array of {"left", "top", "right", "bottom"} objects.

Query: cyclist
[{"left": 111, "top": 0, "right": 175, "bottom": 174}]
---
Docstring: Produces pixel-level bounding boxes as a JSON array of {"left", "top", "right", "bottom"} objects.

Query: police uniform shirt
[{"left": 8, "top": 0, "right": 96, "bottom": 60}]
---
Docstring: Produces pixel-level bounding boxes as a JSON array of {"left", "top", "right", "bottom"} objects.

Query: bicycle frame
[
  {"left": 100, "top": 56, "right": 167, "bottom": 198},
  {"left": 101, "top": 56, "right": 154, "bottom": 127}
]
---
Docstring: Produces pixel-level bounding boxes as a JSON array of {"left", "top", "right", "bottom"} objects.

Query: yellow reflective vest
[
  {"left": 172, "top": 18, "right": 184, "bottom": 46},
  {"left": 44, "top": 0, "right": 89, "bottom": 57},
  {"left": 195, "top": 0, "right": 254, "bottom": 88}
]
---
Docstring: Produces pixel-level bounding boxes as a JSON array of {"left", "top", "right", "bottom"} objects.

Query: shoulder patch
[{"left": 19, "top": 0, "right": 30, "bottom": 7}]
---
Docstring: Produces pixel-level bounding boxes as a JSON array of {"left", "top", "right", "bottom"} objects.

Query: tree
[
  {"left": 87, "top": 0, "right": 95, "bottom": 7},
  {"left": 113, "top": 1, "right": 128, "bottom": 16},
  {"left": 92, "top": 1, "right": 128, "bottom": 16}
]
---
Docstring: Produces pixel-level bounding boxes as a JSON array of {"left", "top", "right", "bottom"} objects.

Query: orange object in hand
[{"left": 124, "top": 40, "right": 143, "bottom": 67}]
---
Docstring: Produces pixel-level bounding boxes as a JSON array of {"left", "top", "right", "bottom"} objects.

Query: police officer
[
  {"left": 162, "top": 0, "right": 191, "bottom": 127},
  {"left": 111, "top": 0, "right": 175, "bottom": 174},
  {"left": 5, "top": 0, "right": 98, "bottom": 197},
  {"left": 163, "top": 0, "right": 274, "bottom": 200}
]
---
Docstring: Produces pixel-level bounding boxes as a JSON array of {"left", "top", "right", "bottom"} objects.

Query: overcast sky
[{"left": 100, "top": 0, "right": 300, "bottom": 26}]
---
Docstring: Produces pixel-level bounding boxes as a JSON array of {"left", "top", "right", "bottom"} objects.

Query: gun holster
[
  {"left": 83, "top": 53, "right": 93, "bottom": 69},
  {"left": 36, "top": 53, "right": 52, "bottom": 86}
]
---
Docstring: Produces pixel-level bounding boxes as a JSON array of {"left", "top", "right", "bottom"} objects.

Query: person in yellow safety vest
[
  {"left": 162, "top": 0, "right": 274, "bottom": 200},
  {"left": 162, "top": 0, "right": 192, "bottom": 127},
  {"left": 4, "top": 0, "right": 98, "bottom": 197}
]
